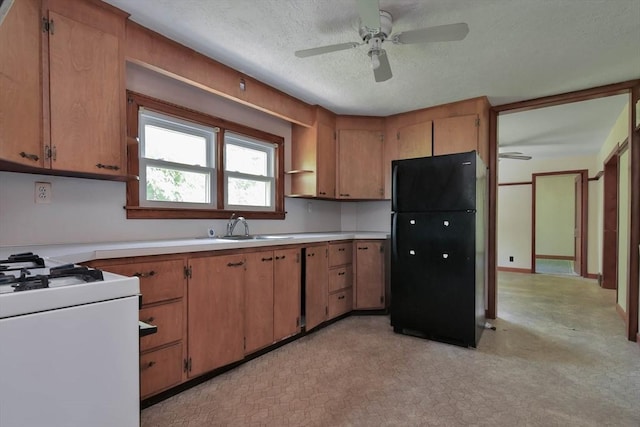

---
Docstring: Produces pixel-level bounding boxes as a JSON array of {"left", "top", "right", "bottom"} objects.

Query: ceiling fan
[
  {"left": 294, "top": 0, "right": 469, "bottom": 82},
  {"left": 499, "top": 152, "right": 532, "bottom": 160}
]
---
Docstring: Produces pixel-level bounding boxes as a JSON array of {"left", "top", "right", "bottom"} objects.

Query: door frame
[
  {"left": 488, "top": 79, "right": 640, "bottom": 342},
  {"left": 601, "top": 144, "right": 620, "bottom": 290},
  {"left": 531, "top": 170, "right": 588, "bottom": 276}
]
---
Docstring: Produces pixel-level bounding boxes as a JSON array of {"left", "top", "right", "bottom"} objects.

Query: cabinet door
[
  {"left": 0, "top": 0, "right": 42, "bottom": 166},
  {"left": 47, "top": 10, "right": 124, "bottom": 175},
  {"left": 397, "top": 121, "right": 432, "bottom": 159},
  {"left": 433, "top": 115, "right": 478, "bottom": 156},
  {"left": 355, "top": 241, "right": 385, "bottom": 309},
  {"left": 273, "top": 248, "right": 301, "bottom": 341},
  {"left": 305, "top": 244, "right": 328, "bottom": 331},
  {"left": 244, "top": 251, "right": 274, "bottom": 354},
  {"left": 338, "top": 129, "right": 383, "bottom": 199},
  {"left": 188, "top": 255, "right": 244, "bottom": 377},
  {"left": 316, "top": 122, "right": 336, "bottom": 198}
]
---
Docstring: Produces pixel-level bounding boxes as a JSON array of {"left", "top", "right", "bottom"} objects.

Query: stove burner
[
  {"left": 0, "top": 252, "right": 46, "bottom": 271},
  {"left": 50, "top": 264, "right": 104, "bottom": 282}
]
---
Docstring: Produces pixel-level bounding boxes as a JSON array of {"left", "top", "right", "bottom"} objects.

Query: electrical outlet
[
  {"left": 509, "top": 256, "right": 514, "bottom": 262},
  {"left": 35, "top": 182, "right": 52, "bottom": 204}
]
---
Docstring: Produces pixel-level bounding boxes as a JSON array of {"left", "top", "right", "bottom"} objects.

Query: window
[
  {"left": 126, "top": 92, "right": 285, "bottom": 219},
  {"left": 139, "top": 109, "right": 217, "bottom": 208},
  {"left": 224, "top": 132, "right": 275, "bottom": 210}
]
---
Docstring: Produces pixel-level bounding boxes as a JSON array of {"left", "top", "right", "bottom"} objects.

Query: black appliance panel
[{"left": 392, "top": 151, "right": 477, "bottom": 213}]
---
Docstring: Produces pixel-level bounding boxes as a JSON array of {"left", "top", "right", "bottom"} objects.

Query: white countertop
[{"left": 0, "top": 232, "right": 389, "bottom": 264}]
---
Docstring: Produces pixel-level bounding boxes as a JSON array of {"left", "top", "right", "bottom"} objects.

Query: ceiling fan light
[{"left": 370, "top": 52, "right": 381, "bottom": 70}]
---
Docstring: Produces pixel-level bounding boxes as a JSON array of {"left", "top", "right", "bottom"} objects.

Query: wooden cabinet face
[
  {"left": 304, "top": 244, "right": 328, "bottom": 331},
  {"left": 328, "top": 288, "right": 352, "bottom": 319},
  {"left": 140, "top": 343, "right": 183, "bottom": 399},
  {"left": 139, "top": 301, "right": 183, "bottom": 352},
  {"left": 433, "top": 115, "right": 479, "bottom": 156},
  {"left": 188, "top": 255, "right": 245, "bottom": 377},
  {"left": 328, "top": 242, "right": 352, "bottom": 267},
  {"left": 355, "top": 241, "right": 385, "bottom": 309},
  {"left": 316, "top": 122, "right": 336, "bottom": 198},
  {"left": 48, "top": 10, "right": 123, "bottom": 175},
  {"left": 338, "top": 129, "right": 384, "bottom": 199},
  {"left": 397, "top": 121, "right": 433, "bottom": 160},
  {"left": 244, "top": 251, "right": 275, "bottom": 354},
  {"left": 0, "top": 0, "right": 42, "bottom": 166},
  {"left": 273, "top": 248, "right": 301, "bottom": 341}
]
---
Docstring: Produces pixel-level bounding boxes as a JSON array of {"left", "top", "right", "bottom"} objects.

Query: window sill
[{"left": 125, "top": 206, "right": 285, "bottom": 220}]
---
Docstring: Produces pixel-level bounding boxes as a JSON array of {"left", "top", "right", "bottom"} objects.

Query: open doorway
[{"left": 532, "top": 171, "right": 588, "bottom": 277}]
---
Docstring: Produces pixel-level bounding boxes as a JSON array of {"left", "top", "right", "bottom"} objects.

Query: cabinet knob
[
  {"left": 96, "top": 163, "right": 121, "bottom": 171},
  {"left": 19, "top": 152, "right": 39, "bottom": 162},
  {"left": 141, "top": 360, "right": 156, "bottom": 371},
  {"left": 134, "top": 270, "right": 156, "bottom": 278}
]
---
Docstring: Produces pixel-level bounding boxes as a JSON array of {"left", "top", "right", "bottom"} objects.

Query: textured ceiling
[{"left": 103, "top": 0, "right": 639, "bottom": 157}]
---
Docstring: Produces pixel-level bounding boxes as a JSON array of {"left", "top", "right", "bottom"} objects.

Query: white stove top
[{"left": 0, "top": 257, "right": 139, "bottom": 319}]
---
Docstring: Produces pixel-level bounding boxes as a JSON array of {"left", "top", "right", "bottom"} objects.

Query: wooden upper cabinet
[
  {"left": 0, "top": 0, "right": 43, "bottom": 166},
  {"left": 47, "top": 10, "right": 124, "bottom": 174},
  {"left": 337, "top": 129, "right": 384, "bottom": 199},
  {"left": 290, "top": 107, "right": 336, "bottom": 198},
  {"left": 397, "top": 121, "right": 433, "bottom": 160},
  {"left": 433, "top": 114, "right": 479, "bottom": 156}
]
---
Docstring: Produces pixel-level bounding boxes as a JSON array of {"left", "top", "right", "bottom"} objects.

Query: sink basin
[
  {"left": 255, "top": 235, "right": 294, "bottom": 240},
  {"left": 217, "top": 235, "right": 255, "bottom": 240}
]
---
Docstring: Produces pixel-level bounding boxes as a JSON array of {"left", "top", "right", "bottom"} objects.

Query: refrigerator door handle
[
  {"left": 391, "top": 163, "right": 398, "bottom": 211},
  {"left": 391, "top": 213, "right": 398, "bottom": 259}
]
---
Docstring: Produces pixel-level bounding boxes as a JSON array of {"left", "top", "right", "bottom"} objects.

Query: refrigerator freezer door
[
  {"left": 392, "top": 151, "right": 477, "bottom": 212},
  {"left": 391, "top": 211, "right": 477, "bottom": 346}
]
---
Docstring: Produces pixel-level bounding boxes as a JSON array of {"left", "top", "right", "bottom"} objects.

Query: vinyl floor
[{"left": 141, "top": 272, "right": 640, "bottom": 426}]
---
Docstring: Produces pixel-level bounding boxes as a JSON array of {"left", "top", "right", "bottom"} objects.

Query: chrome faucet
[{"left": 226, "top": 213, "right": 250, "bottom": 236}]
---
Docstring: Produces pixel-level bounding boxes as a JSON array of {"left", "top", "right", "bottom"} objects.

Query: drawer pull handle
[
  {"left": 275, "top": 255, "right": 286, "bottom": 260},
  {"left": 338, "top": 248, "right": 345, "bottom": 252},
  {"left": 261, "top": 257, "right": 273, "bottom": 262},
  {"left": 338, "top": 295, "right": 345, "bottom": 300},
  {"left": 141, "top": 361, "right": 156, "bottom": 371},
  {"left": 338, "top": 272, "right": 345, "bottom": 276},
  {"left": 307, "top": 253, "right": 315, "bottom": 257},
  {"left": 227, "top": 261, "right": 245, "bottom": 267},
  {"left": 19, "top": 152, "right": 39, "bottom": 161},
  {"left": 96, "top": 163, "right": 121, "bottom": 171},
  {"left": 358, "top": 247, "right": 369, "bottom": 250},
  {"left": 143, "top": 317, "right": 155, "bottom": 323},
  {"left": 340, "top": 193, "right": 351, "bottom": 197},
  {"left": 134, "top": 270, "right": 156, "bottom": 278}
]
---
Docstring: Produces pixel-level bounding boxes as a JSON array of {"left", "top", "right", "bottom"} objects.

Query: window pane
[
  {"left": 144, "top": 125, "right": 208, "bottom": 166},
  {"left": 225, "top": 144, "right": 268, "bottom": 176},
  {"left": 227, "top": 177, "right": 270, "bottom": 207},
  {"left": 146, "top": 166, "right": 209, "bottom": 203}
]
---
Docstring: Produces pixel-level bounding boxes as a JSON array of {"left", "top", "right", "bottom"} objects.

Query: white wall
[
  {"left": 535, "top": 174, "right": 576, "bottom": 257},
  {"left": 497, "top": 154, "right": 599, "bottom": 274}
]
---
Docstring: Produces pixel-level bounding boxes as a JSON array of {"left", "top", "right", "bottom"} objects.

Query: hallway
[{"left": 142, "top": 272, "right": 640, "bottom": 426}]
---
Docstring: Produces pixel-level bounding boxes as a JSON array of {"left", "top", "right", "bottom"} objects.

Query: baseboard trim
[
  {"left": 586, "top": 273, "right": 598, "bottom": 279},
  {"left": 636, "top": 332, "right": 640, "bottom": 345},
  {"left": 535, "top": 254, "right": 575, "bottom": 260},
  {"left": 616, "top": 304, "right": 628, "bottom": 322},
  {"left": 497, "top": 267, "right": 531, "bottom": 274}
]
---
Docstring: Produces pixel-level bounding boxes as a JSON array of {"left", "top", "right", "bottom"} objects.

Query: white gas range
[{"left": 0, "top": 252, "right": 141, "bottom": 427}]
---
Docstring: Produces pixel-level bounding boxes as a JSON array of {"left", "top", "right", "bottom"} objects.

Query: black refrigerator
[{"left": 390, "top": 151, "right": 486, "bottom": 348}]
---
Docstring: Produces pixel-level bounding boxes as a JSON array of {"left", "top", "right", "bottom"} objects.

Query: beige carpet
[{"left": 141, "top": 272, "right": 640, "bottom": 426}]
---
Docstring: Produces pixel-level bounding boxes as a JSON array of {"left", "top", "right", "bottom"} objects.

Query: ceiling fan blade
[
  {"left": 295, "top": 42, "right": 360, "bottom": 58},
  {"left": 357, "top": 0, "right": 381, "bottom": 33},
  {"left": 499, "top": 154, "right": 532, "bottom": 160},
  {"left": 373, "top": 50, "right": 392, "bottom": 82},
  {"left": 392, "top": 23, "right": 469, "bottom": 44}
]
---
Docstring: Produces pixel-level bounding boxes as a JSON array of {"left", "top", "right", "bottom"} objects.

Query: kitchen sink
[
  {"left": 215, "top": 234, "right": 294, "bottom": 241},
  {"left": 217, "top": 235, "right": 255, "bottom": 240},
  {"left": 254, "top": 235, "right": 294, "bottom": 240}
]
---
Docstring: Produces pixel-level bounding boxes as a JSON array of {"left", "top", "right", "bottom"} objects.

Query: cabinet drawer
[
  {"left": 328, "top": 288, "right": 352, "bottom": 319},
  {"left": 140, "top": 301, "right": 183, "bottom": 352},
  {"left": 328, "top": 266, "right": 352, "bottom": 293},
  {"left": 140, "top": 342, "right": 183, "bottom": 399},
  {"left": 329, "top": 243, "right": 352, "bottom": 267},
  {"left": 102, "top": 259, "right": 185, "bottom": 305}
]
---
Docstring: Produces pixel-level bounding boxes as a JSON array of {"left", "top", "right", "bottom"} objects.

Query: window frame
[{"left": 125, "top": 91, "right": 285, "bottom": 220}]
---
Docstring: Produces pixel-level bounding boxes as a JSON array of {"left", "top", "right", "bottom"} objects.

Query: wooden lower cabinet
[
  {"left": 244, "top": 251, "right": 275, "bottom": 354},
  {"left": 187, "top": 254, "right": 245, "bottom": 378},
  {"left": 140, "top": 343, "right": 183, "bottom": 399},
  {"left": 273, "top": 248, "right": 302, "bottom": 341},
  {"left": 304, "top": 244, "right": 328, "bottom": 331},
  {"left": 354, "top": 240, "right": 386, "bottom": 309}
]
